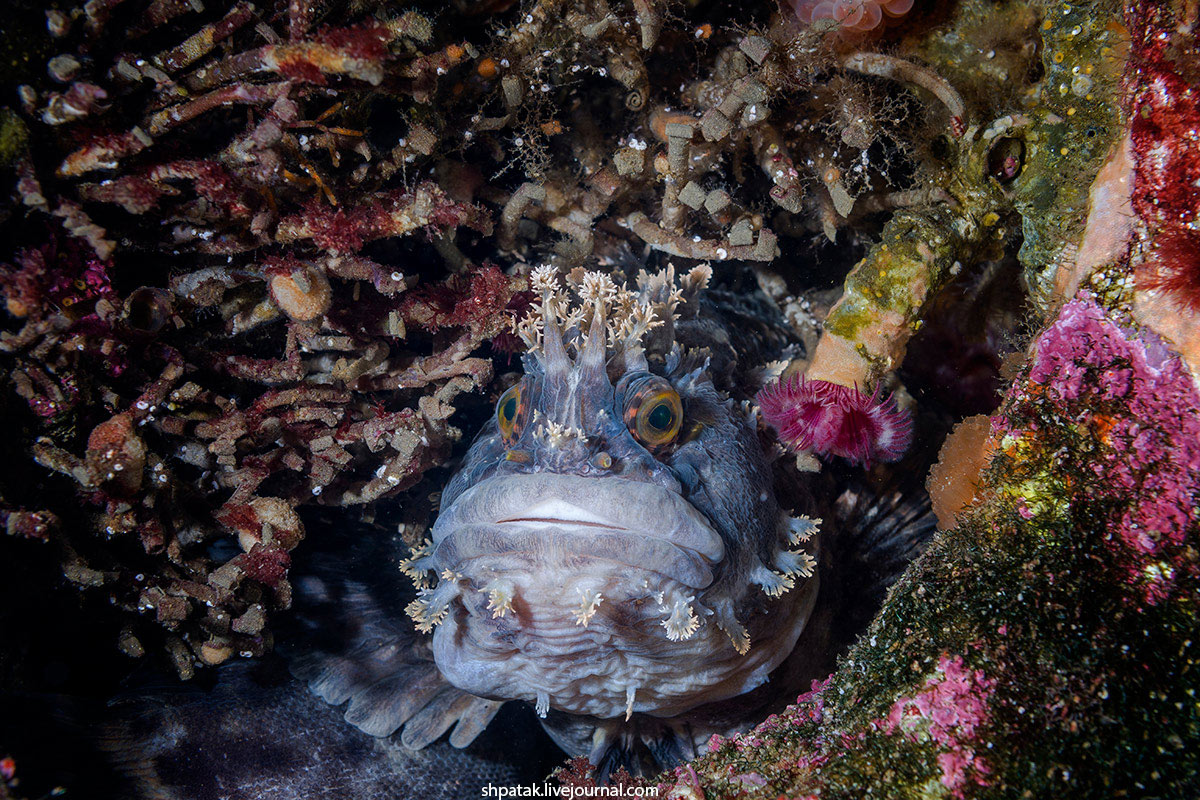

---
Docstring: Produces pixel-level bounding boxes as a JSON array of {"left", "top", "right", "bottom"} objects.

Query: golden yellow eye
[
  {"left": 620, "top": 375, "right": 683, "bottom": 448},
  {"left": 496, "top": 384, "right": 524, "bottom": 442}
]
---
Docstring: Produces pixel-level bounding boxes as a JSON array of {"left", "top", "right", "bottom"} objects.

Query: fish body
[{"left": 396, "top": 265, "right": 822, "bottom": 764}]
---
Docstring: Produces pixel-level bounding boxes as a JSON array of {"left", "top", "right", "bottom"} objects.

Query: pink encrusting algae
[
  {"left": 881, "top": 654, "right": 996, "bottom": 793},
  {"left": 670, "top": 655, "right": 995, "bottom": 798},
  {"left": 1016, "top": 296, "right": 1200, "bottom": 603},
  {"left": 757, "top": 375, "right": 912, "bottom": 466}
]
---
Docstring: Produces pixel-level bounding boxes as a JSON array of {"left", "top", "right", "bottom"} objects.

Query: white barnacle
[
  {"left": 404, "top": 578, "right": 459, "bottom": 633},
  {"left": 775, "top": 548, "right": 818, "bottom": 580},
  {"left": 484, "top": 578, "right": 516, "bottom": 618},
  {"left": 398, "top": 538, "right": 437, "bottom": 589},
  {"left": 714, "top": 604, "right": 751, "bottom": 656},
  {"left": 750, "top": 559, "right": 795, "bottom": 597},
  {"left": 536, "top": 419, "right": 584, "bottom": 448}
]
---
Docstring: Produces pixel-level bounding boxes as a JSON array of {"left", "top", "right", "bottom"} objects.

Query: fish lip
[
  {"left": 430, "top": 473, "right": 725, "bottom": 586},
  {"left": 433, "top": 523, "right": 716, "bottom": 589}
]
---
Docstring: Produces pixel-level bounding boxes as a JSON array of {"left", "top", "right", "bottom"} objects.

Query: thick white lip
[{"left": 430, "top": 473, "right": 725, "bottom": 588}]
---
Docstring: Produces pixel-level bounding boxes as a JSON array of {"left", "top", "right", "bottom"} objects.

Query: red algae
[
  {"left": 1128, "top": 3, "right": 1200, "bottom": 310},
  {"left": 1013, "top": 296, "right": 1200, "bottom": 603}
]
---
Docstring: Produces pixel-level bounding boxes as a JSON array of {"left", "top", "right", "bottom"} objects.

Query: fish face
[{"left": 404, "top": 267, "right": 819, "bottom": 722}]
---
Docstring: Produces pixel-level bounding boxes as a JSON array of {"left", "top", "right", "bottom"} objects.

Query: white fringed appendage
[
  {"left": 398, "top": 538, "right": 437, "bottom": 589},
  {"left": 714, "top": 601, "right": 751, "bottom": 656},
  {"left": 484, "top": 578, "right": 516, "bottom": 618},
  {"left": 404, "top": 576, "right": 460, "bottom": 633},
  {"left": 659, "top": 592, "right": 701, "bottom": 641},
  {"left": 750, "top": 561, "right": 796, "bottom": 598},
  {"left": 787, "top": 515, "right": 821, "bottom": 544},
  {"left": 574, "top": 587, "right": 604, "bottom": 627},
  {"left": 513, "top": 263, "right": 712, "bottom": 361}
]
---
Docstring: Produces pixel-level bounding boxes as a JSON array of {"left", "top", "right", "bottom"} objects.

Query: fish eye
[
  {"left": 496, "top": 384, "right": 524, "bottom": 442},
  {"left": 619, "top": 374, "right": 683, "bottom": 448}
]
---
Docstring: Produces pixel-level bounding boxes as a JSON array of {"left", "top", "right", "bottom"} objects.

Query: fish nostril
[{"left": 591, "top": 451, "right": 613, "bottom": 470}]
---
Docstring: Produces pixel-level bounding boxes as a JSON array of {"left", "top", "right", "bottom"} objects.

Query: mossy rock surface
[{"left": 663, "top": 294, "right": 1200, "bottom": 798}]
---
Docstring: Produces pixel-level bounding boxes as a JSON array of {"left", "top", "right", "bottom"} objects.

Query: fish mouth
[
  {"left": 421, "top": 472, "right": 778, "bottom": 719},
  {"left": 430, "top": 473, "right": 725, "bottom": 589}
]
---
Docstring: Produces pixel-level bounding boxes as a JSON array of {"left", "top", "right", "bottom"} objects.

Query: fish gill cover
[{"left": 0, "top": 0, "right": 1196, "bottom": 797}]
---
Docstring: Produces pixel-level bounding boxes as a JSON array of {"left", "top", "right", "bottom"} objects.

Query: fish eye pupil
[
  {"left": 501, "top": 396, "right": 516, "bottom": 421},
  {"left": 647, "top": 402, "right": 673, "bottom": 431}
]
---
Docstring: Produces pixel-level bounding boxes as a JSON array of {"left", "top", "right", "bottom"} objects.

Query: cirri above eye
[
  {"left": 496, "top": 384, "right": 524, "bottom": 442},
  {"left": 619, "top": 373, "right": 683, "bottom": 448}
]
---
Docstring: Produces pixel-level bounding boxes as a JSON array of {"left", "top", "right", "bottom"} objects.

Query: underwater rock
[{"left": 660, "top": 294, "right": 1200, "bottom": 798}]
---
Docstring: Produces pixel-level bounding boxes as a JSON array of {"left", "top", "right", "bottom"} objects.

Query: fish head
[{"left": 404, "top": 266, "right": 819, "bottom": 722}]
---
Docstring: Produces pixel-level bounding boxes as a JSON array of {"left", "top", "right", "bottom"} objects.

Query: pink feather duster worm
[{"left": 757, "top": 375, "right": 912, "bottom": 466}]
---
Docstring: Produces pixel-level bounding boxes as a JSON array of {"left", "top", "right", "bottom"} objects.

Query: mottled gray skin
[{"left": 98, "top": 663, "right": 556, "bottom": 800}]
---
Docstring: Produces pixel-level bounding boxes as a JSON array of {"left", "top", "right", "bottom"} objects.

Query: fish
[
  {"left": 91, "top": 261, "right": 936, "bottom": 795},
  {"left": 392, "top": 264, "right": 820, "bottom": 762}
]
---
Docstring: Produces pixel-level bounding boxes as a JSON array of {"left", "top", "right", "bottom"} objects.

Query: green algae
[
  {"left": 0, "top": 110, "right": 27, "bottom": 170},
  {"left": 1014, "top": 0, "right": 1126, "bottom": 309},
  {"left": 821, "top": 0, "right": 1126, "bottom": 386}
]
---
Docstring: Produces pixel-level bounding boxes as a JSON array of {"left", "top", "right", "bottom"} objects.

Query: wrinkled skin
[{"left": 430, "top": 351, "right": 817, "bottom": 722}]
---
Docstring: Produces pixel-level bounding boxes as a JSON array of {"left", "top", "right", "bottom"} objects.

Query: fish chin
[{"left": 424, "top": 474, "right": 817, "bottom": 720}]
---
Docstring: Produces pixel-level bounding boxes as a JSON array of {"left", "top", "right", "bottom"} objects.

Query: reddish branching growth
[
  {"left": 233, "top": 547, "right": 291, "bottom": 590},
  {"left": 1128, "top": 3, "right": 1200, "bottom": 309},
  {"left": 1, "top": 229, "right": 115, "bottom": 319},
  {"left": 553, "top": 757, "right": 650, "bottom": 799},
  {"left": 268, "top": 22, "right": 392, "bottom": 86},
  {"left": 401, "top": 264, "right": 520, "bottom": 339},
  {"left": 757, "top": 375, "right": 912, "bottom": 466},
  {"left": 491, "top": 290, "right": 537, "bottom": 355},
  {"left": 276, "top": 183, "right": 491, "bottom": 254}
]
